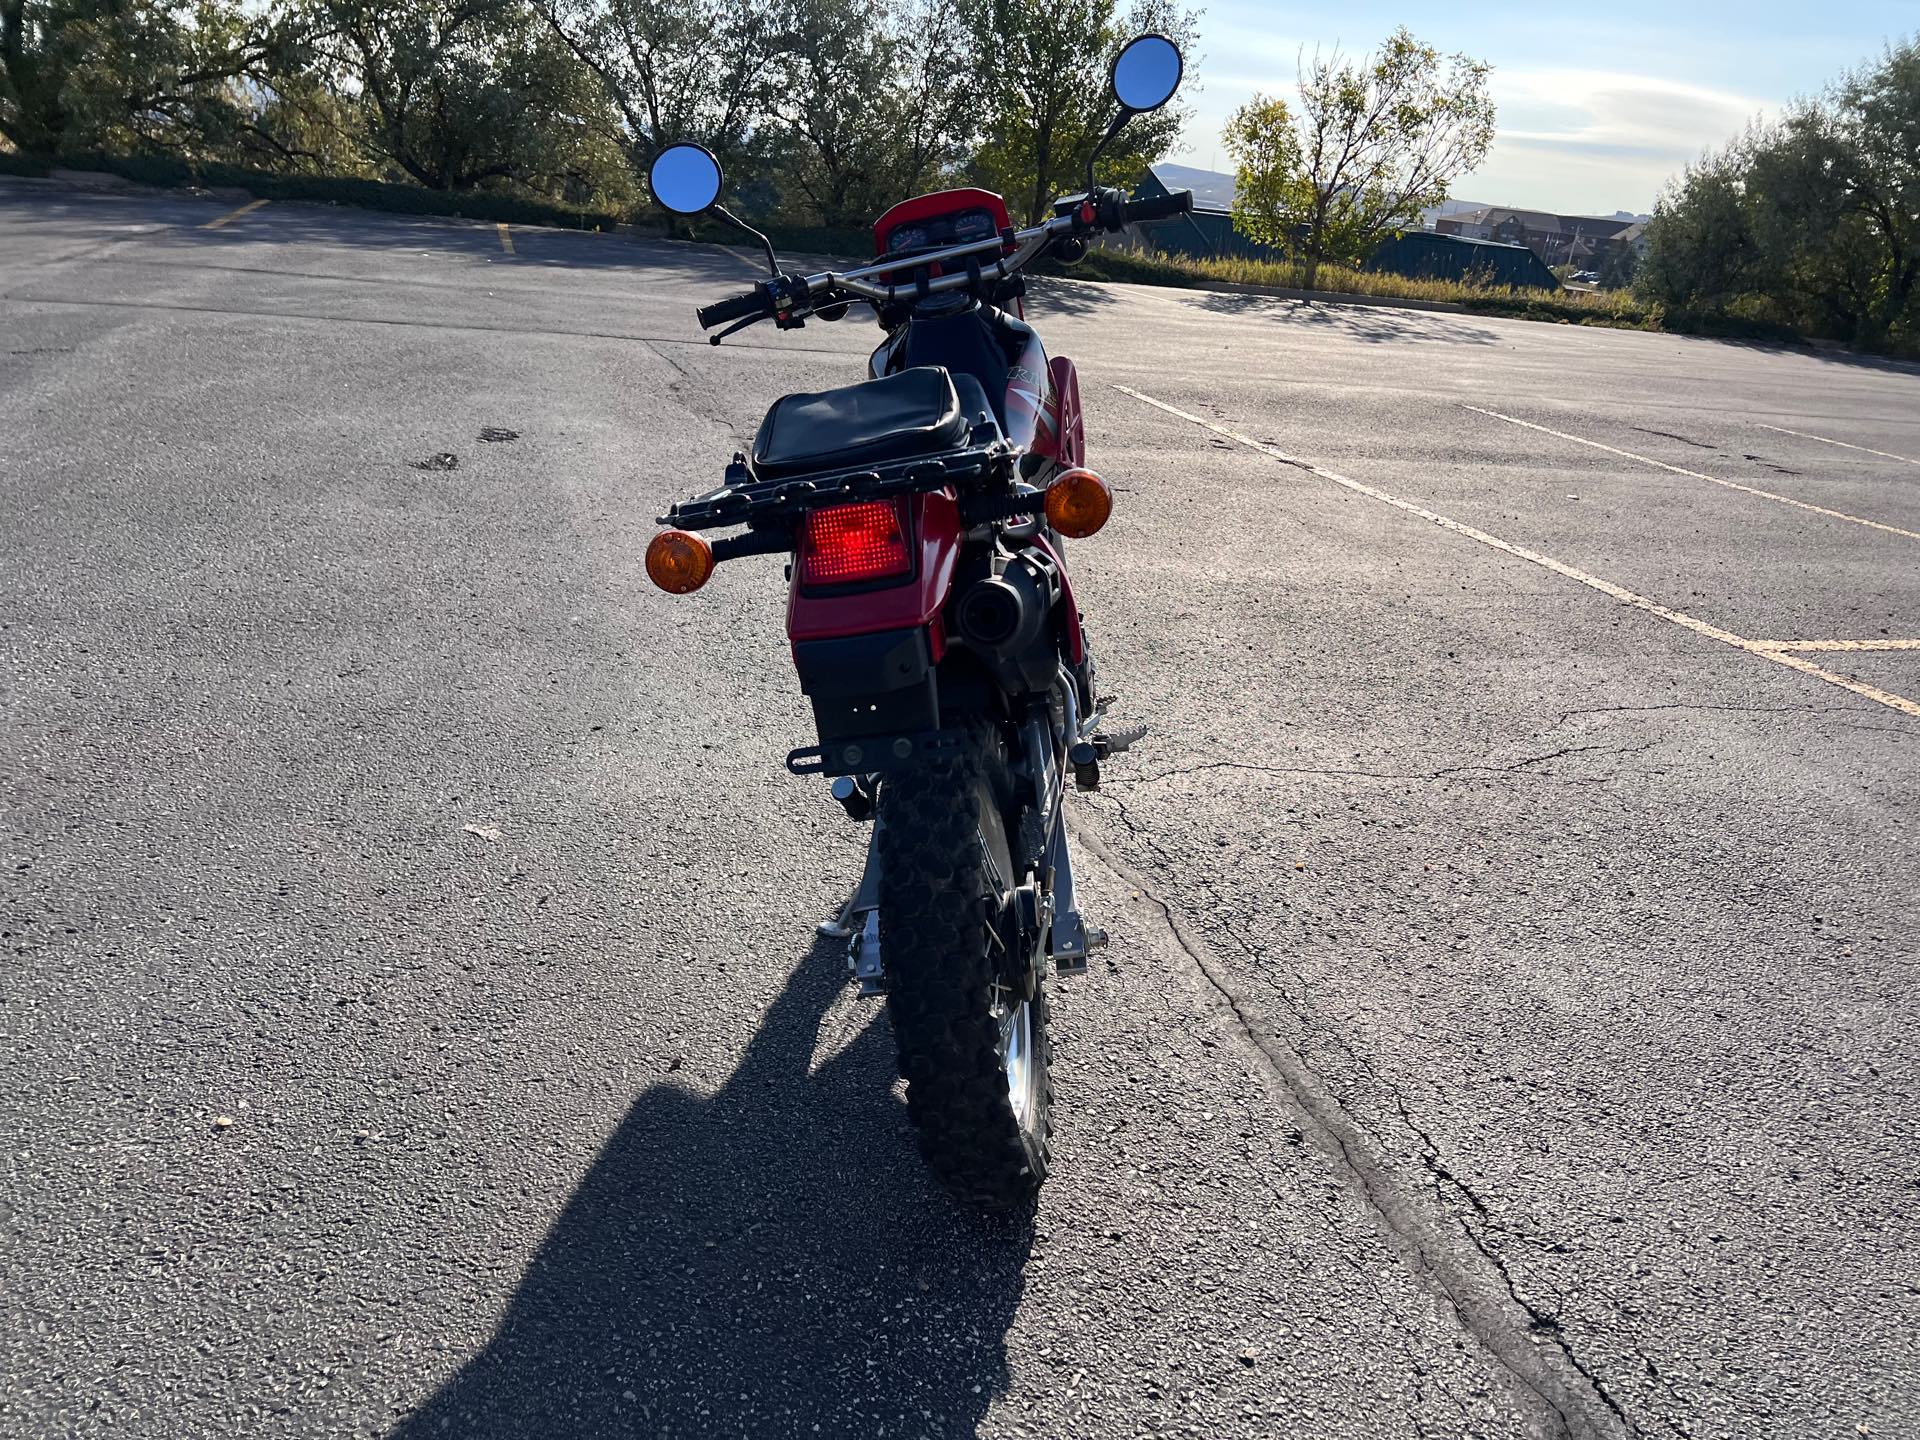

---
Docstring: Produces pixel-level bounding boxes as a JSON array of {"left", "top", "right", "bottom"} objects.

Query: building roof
[{"left": 1449, "top": 207, "right": 1637, "bottom": 239}]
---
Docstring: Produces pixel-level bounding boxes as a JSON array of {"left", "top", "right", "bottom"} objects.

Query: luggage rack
[{"left": 659, "top": 439, "right": 1016, "bottom": 531}]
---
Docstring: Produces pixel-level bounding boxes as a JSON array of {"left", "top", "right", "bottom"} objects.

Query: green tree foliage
[
  {"left": 307, "top": 0, "right": 627, "bottom": 195},
  {"left": 1220, "top": 92, "right": 1300, "bottom": 249},
  {"left": 1596, "top": 238, "right": 1640, "bottom": 292},
  {"left": 960, "top": 0, "right": 1198, "bottom": 225},
  {"left": 1223, "top": 27, "right": 1494, "bottom": 289},
  {"left": 1641, "top": 36, "right": 1920, "bottom": 351},
  {"left": 1, "top": 0, "right": 1205, "bottom": 235},
  {"left": 774, "top": 0, "right": 978, "bottom": 228},
  {"left": 1, "top": 0, "right": 284, "bottom": 157},
  {"left": 535, "top": 0, "right": 783, "bottom": 187}
]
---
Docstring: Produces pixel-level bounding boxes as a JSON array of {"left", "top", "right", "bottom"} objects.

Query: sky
[{"left": 1165, "top": 1, "right": 1918, "bottom": 216}]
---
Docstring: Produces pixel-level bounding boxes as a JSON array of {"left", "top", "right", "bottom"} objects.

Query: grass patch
[{"left": 1049, "top": 244, "right": 1660, "bottom": 327}]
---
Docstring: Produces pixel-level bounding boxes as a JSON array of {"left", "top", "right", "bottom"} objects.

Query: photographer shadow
[{"left": 393, "top": 936, "right": 1031, "bottom": 1439}]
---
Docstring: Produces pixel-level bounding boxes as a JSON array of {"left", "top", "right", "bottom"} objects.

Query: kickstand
[{"left": 818, "top": 819, "right": 883, "bottom": 938}]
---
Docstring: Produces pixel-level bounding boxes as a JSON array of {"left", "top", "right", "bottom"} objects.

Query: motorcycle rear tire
[{"left": 878, "top": 729, "right": 1054, "bottom": 1208}]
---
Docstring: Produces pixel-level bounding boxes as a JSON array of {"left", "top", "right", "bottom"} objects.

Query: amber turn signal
[
  {"left": 1043, "top": 468, "right": 1113, "bottom": 539},
  {"left": 645, "top": 529, "right": 715, "bottom": 593}
]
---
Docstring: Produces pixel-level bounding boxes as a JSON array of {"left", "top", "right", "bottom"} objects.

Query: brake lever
[{"left": 708, "top": 314, "right": 765, "bottom": 346}]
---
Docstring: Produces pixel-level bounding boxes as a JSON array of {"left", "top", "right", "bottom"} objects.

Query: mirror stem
[
  {"left": 713, "top": 205, "right": 780, "bottom": 276},
  {"left": 1083, "top": 108, "right": 1134, "bottom": 195}
]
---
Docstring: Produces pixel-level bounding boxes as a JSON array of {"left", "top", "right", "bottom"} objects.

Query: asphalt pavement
[{"left": 2, "top": 181, "right": 1916, "bottom": 1440}]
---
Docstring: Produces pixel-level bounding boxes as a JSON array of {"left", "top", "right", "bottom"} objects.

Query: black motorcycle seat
[{"left": 751, "top": 366, "right": 970, "bottom": 480}]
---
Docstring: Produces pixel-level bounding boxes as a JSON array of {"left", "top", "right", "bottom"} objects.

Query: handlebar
[
  {"left": 692, "top": 186, "right": 1195, "bottom": 336},
  {"left": 1121, "top": 188, "right": 1195, "bottom": 225},
  {"left": 698, "top": 288, "right": 772, "bottom": 330}
]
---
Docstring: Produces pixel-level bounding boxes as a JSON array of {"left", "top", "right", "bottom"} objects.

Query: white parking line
[
  {"left": 1112, "top": 384, "right": 1920, "bottom": 721},
  {"left": 1753, "top": 639, "right": 1920, "bottom": 653},
  {"left": 1755, "top": 422, "right": 1920, "bottom": 467},
  {"left": 1463, "top": 405, "right": 1920, "bottom": 543}
]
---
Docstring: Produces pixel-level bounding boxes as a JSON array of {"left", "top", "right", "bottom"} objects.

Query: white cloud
[
  {"left": 1471, "top": 70, "right": 1776, "bottom": 212},
  {"left": 1170, "top": 65, "right": 1777, "bottom": 216}
]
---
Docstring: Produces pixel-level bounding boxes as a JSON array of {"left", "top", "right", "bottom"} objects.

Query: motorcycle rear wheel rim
[{"left": 999, "top": 993, "right": 1038, "bottom": 1132}]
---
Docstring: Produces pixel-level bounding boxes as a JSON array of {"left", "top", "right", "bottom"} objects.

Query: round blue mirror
[
  {"left": 649, "top": 143, "right": 723, "bottom": 216},
  {"left": 1111, "top": 34, "right": 1183, "bottom": 113}
]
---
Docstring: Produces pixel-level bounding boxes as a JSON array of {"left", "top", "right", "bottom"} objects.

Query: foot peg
[
  {"left": 1069, "top": 722, "right": 1149, "bottom": 791},
  {"left": 829, "top": 775, "right": 873, "bottom": 823}
]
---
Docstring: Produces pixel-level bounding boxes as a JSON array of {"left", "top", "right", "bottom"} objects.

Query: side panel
[
  {"left": 1045, "top": 355, "right": 1085, "bottom": 469},
  {"left": 1002, "top": 328, "right": 1051, "bottom": 456},
  {"left": 786, "top": 490, "right": 963, "bottom": 644}
]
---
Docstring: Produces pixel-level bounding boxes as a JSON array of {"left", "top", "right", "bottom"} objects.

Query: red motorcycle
[{"left": 643, "top": 35, "right": 1191, "bottom": 1207}]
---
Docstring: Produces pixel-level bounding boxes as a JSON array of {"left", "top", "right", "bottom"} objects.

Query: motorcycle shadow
[{"left": 392, "top": 934, "right": 1031, "bottom": 1439}]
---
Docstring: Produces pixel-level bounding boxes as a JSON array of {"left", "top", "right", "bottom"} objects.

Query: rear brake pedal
[{"left": 1095, "top": 721, "right": 1148, "bottom": 757}]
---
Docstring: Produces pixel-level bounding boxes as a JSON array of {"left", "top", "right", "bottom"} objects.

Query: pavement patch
[
  {"left": 1070, "top": 814, "right": 1636, "bottom": 1440},
  {"left": 1463, "top": 404, "right": 1920, "bottom": 542},
  {"left": 1114, "top": 383, "right": 1920, "bottom": 721}
]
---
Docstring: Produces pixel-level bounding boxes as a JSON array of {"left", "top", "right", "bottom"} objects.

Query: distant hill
[
  {"left": 1147, "top": 164, "right": 1646, "bottom": 230},
  {"left": 1150, "top": 163, "right": 1239, "bottom": 210},
  {"left": 1150, "top": 165, "right": 1494, "bottom": 226}
]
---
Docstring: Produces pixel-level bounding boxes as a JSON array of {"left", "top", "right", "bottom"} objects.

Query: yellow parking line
[
  {"left": 497, "top": 223, "right": 514, "bottom": 255},
  {"left": 1755, "top": 422, "right": 1919, "bottom": 467},
  {"left": 1752, "top": 639, "right": 1920, "bottom": 653},
  {"left": 1464, "top": 405, "right": 1920, "bottom": 543},
  {"left": 201, "top": 198, "right": 269, "bottom": 231},
  {"left": 718, "top": 243, "right": 768, "bottom": 276},
  {"left": 1116, "top": 384, "right": 1920, "bottom": 721}
]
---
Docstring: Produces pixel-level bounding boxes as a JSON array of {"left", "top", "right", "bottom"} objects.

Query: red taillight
[{"left": 798, "top": 500, "right": 912, "bottom": 587}]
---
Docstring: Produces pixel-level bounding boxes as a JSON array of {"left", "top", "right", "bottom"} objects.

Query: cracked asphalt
[{"left": 3, "top": 182, "right": 1916, "bottom": 1440}]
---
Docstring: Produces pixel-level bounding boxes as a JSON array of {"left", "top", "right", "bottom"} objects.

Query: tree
[
  {"left": 535, "top": 0, "right": 785, "bottom": 189},
  {"left": 1, "top": 0, "right": 283, "bottom": 157},
  {"left": 1596, "top": 238, "right": 1640, "bottom": 291},
  {"left": 1639, "top": 35, "right": 1920, "bottom": 351},
  {"left": 1220, "top": 92, "right": 1301, "bottom": 251},
  {"left": 1637, "top": 144, "right": 1763, "bottom": 313},
  {"left": 307, "top": 0, "right": 616, "bottom": 192},
  {"left": 1223, "top": 27, "right": 1495, "bottom": 289},
  {"left": 774, "top": 0, "right": 979, "bottom": 228},
  {"left": 959, "top": 0, "right": 1197, "bottom": 225},
  {"left": 1822, "top": 39, "right": 1920, "bottom": 341}
]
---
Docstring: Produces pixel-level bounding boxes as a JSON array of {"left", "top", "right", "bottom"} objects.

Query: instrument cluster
[{"left": 885, "top": 207, "right": 998, "bottom": 258}]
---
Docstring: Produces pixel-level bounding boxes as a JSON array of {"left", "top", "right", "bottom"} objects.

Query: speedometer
[{"left": 887, "top": 224, "right": 930, "bottom": 254}]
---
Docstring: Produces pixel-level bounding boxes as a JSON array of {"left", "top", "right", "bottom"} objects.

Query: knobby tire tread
[{"left": 879, "top": 731, "right": 1054, "bottom": 1209}]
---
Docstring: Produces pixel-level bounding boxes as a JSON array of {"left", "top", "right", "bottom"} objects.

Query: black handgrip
[
  {"left": 698, "top": 286, "right": 772, "bottom": 330},
  {"left": 1118, "top": 188, "right": 1194, "bottom": 227}
]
